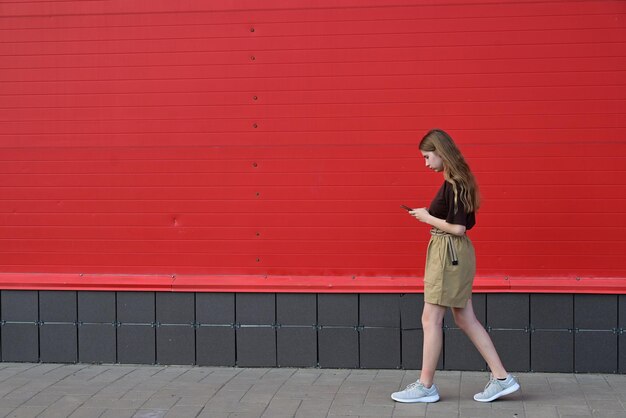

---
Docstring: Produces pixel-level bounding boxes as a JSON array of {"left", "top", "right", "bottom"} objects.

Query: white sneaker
[
  {"left": 391, "top": 380, "right": 440, "bottom": 403},
  {"left": 473, "top": 374, "right": 520, "bottom": 402}
]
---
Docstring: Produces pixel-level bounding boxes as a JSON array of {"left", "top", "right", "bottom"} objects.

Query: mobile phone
[{"left": 400, "top": 205, "right": 413, "bottom": 212}]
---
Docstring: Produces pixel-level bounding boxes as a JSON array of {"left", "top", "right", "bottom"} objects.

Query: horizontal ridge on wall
[{"left": 0, "top": 273, "right": 624, "bottom": 294}]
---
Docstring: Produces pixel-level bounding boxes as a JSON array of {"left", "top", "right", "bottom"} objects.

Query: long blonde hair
[{"left": 419, "top": 129, "right": 480, "bottom": 213}]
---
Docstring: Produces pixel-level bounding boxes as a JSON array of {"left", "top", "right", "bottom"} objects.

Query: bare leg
[
  {"left": 419, "top": 302, "right": 446, "bottom": 387},
  {"left": 452, "top": 299, "right": 507, "bottom": 378}
]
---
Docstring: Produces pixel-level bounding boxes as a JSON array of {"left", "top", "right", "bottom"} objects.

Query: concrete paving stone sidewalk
[{"left": 0, "top": 363, "right": 624, "bottom": 418}]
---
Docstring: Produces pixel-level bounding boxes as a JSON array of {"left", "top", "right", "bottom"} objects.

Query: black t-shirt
[{"left": 428, "top": 181, "right": 475, "bottom": 230}]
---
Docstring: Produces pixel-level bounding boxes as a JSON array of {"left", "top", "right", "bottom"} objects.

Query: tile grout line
[
  {"left": 258, "top": 368, "right": 298, "bottom": 417},
  {"left": 194, "top": 367, "right": 246, "bottom": 417}
]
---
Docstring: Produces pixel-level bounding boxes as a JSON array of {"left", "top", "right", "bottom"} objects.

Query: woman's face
[{"left": 420, "top": 150, "right": 444, "bottom": 172}]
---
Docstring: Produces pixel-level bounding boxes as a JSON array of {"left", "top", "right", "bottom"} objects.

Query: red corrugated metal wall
[{"left": 1, "top": 0, "right": 625, "bottom": 291}]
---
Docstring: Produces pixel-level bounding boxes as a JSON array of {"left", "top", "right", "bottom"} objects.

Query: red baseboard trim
[{"left": 0, "top": 273, "right": 624, "bottom": 294}]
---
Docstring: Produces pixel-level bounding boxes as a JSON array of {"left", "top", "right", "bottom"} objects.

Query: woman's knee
[
  {"left": 452, "top": 309, "right": 477, "bottom": 330},
  {"left": 452, "top": 312, "right": 468, "bottom": 329},
  {"left": 422, "top": 306, "right": 445, "bottom": 329}
]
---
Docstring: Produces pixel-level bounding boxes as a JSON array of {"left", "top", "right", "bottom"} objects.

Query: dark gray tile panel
[
  {"left": 236, "top": 294, "right": 275, "bottom": 325},
  {"left": 574, "top": 295, "right": 618, "bottom": 330},
  {"left": 401, "top": 329, "right": 422, "bottom": 369},
  {"left": 156, "top": 293, "right": 194, "bottom": 325},
  {"left": 1, "top": 323, "right": 39, "bottom": 362},
  {"left": 443, "top": 328, "right": 485, "bottom": 371},
  {"left": 117, "top": 292, "right": 155, "bottom": 324},
  {"left": 1, "top": 291, "right": 38, "bottom": 322},
  {"left": 620, "top": 295, "right": 626, "bottom": 329},
  {"left": 40, "top": 291, "right": 77, "bottom": 323},
  {"left": 156, "top": 325, "right": 195, "bottom": 365},
  {"left": 486, "top": 294, "right": 529, "bottom": 329},
  {"left": 196, "top": 326, "right": 236, "bottom": 367},
  {"left": 359, "top": 294, "right": 400, "bottom": 327},
  {"left": 575, "top": 331, "right": 617, "bottom": 373},
  {"left": 360, "top": 328, "right": 400, "bottom": 369},
  {"left": 236, "top": 327, "right": 277, "bottom": 367},
  {"left": 117, "top": 324, "right": 156, "bottom": 365},
  {"left": 318, "top": 327, "right": 359, "bottom": 368},
  {"left": 40, "top": 323, "right": 77, "bottom": 363},
  {"left": 277, "top": 327, "right": 317, "bottom": 367},
  {"left": 490, "top": 329, "right": 530, "bottom": 372},
  {"left": 530, "top": 294, "right": 573, "bottom": 329},
  {"left": 531, "top": 330, "right": 573, "bottom": 372},
  {"left": 617, "top": 334, "right": 626, "bottom": 374},
  {"left": 400, "top": 294, "right": 423, "bottom": 329},
  {"left": 78, "top": 292, "right": 116, "bottom": 323},
  {"left": 277, "top": 294, "right": 316, "bottom": 326},
  {"left": 196, "top": 293, "right": 235, "bottom": 325},
  {"left": 318, "top": 294, "right": 358, "bottom": 326},
  {"left": 78, "top": 323, "right": 116, "bottom": 363}
]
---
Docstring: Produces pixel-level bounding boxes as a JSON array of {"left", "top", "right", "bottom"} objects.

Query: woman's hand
[
  {"left": 409, "top": 208, "right": 431, "bottom": 223},
  {"left": 408, "top": 207, "right": 466, "bottom": 236}
]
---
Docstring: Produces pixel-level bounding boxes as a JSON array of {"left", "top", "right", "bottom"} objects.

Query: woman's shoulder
[
  {"left": 442, "top": 180, "right": 458, "bottom": 193},
  {"left": 442, "top": 180, "right": 454, "bottom": 189}
]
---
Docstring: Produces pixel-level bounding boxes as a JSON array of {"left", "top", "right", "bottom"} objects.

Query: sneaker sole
[
  {"left": 391, "top": 394, "right": 440, "bottom": 403},
  {"left": 473, "top": 382, "right": 520, "bottom": 402}
]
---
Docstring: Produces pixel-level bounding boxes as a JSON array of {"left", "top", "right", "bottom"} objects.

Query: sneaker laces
[
  {"left": 482, "top": 376, "right": 498, "bottom": 392},
  {"left": 405, "top": 381, "right": 422, "bottom": 391}
]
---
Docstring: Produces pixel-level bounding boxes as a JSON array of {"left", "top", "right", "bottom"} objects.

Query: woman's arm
[{"left": 409, "top": 208, "right": 466, "bottom": 236}]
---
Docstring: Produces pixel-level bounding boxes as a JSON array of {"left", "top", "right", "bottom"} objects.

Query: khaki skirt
[{"left": 423, "top": 228, "right": 476, "bottom": 308}]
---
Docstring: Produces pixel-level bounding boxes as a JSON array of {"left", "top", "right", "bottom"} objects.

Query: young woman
[{"left": 391, "top": 129, "right": 520, "bottom": 403}]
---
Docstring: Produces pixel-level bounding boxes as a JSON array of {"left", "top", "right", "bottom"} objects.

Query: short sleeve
[{"left": 445, "top": 183, "right": 471, "bottom": 227}]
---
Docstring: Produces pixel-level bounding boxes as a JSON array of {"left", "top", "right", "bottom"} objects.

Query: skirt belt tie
[{"left": 430, "top": 228, "right": 459, "bottom": 265}]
